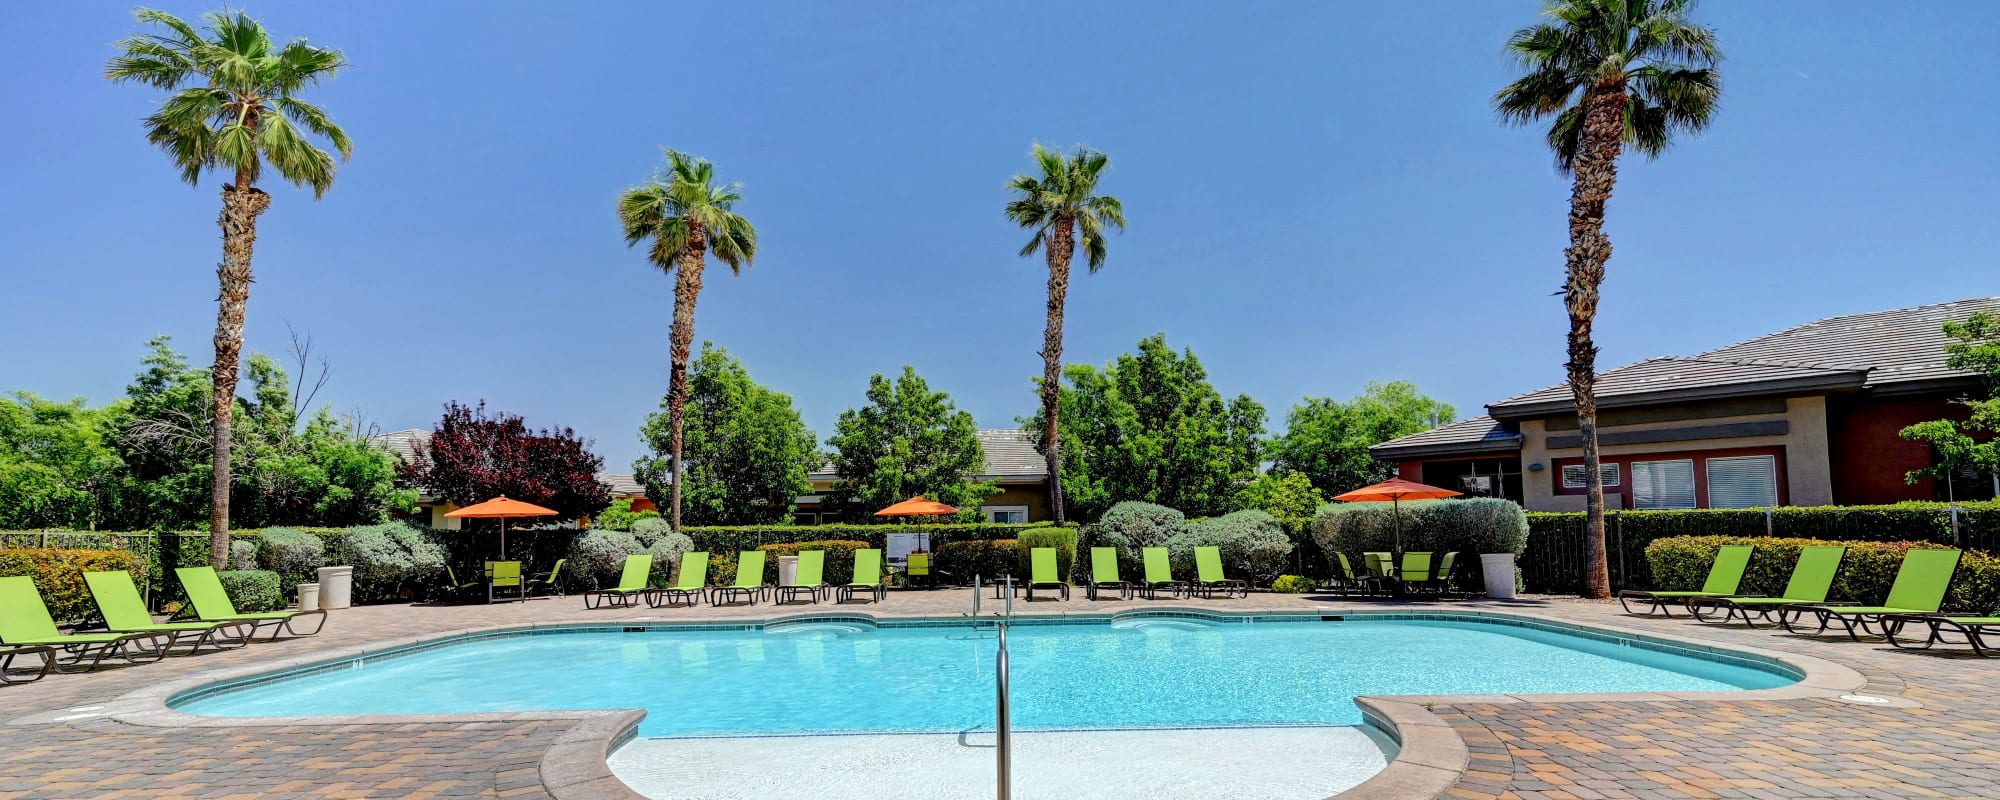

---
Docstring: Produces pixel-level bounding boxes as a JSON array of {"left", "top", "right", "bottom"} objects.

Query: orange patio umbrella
[
  {"left": 873, "top": 496, "right": 961, "bottom": 518},
  {"left": 444, "top": 495, "right": 558, "bottom": 556},
  {"left": 1333, "top": 477, "right": 1462, "bottom": 554}
]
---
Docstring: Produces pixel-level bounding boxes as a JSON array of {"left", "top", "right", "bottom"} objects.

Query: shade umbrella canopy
[
  {"left": 1333, "top": 478, "right": 1462, "bottom": 556},
  {"left": 874, "top": 497, "right": 961, "bottom": 517},
  {"left": 444, "top": 496, "right": 559, "bottom": 555}
]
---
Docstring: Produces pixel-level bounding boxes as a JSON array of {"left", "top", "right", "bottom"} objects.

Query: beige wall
[{"left": 1516, "top": 395, "right": 1833, "bottom": 511}]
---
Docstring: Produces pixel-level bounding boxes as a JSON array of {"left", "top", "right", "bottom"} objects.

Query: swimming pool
[{"left": 175, "top": 614, "right": 1793, "bottom": 737}]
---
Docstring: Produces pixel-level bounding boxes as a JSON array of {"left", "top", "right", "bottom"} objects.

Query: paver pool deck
[{"left": 2, "top": 590, "right": 1996, "bottom": 799}]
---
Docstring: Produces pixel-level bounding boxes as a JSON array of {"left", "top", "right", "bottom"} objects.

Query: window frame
[
  {"left": 982, "top": 505, "right": 1029, "bottom": 524},
  {"left": 1560, "top": 462, "right": 1621, "bottom": 490},
  {"left": 1630, "top": 458, "right": 1699, "bottom": 510},
  {"left": 1706, "top": 454, "right": 1780, "bottom": 509}
]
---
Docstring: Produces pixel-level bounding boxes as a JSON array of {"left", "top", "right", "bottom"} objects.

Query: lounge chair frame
[
  {"left": 1025, "top": 548, "right": 1070, "bottom": 601},
  {"left": 1193, "top": 547, "right": 1249, "bottom": 599},
  {"left": 174, "top": 568, "right": 328, "bottom": 640},
  {"left": 1616, "top": 545, "right": 1754, "bottom": 617},
  {"left": 0, "top": 576, "right": 170, "bottom": 673},
  {"left": 652, "top": 551, "right": 711, "bottom": 608},
  {"left": 776, "top": 550, "right": 828, "bottom": 605},
  {"left": 1884, "top": 614, "right": 2000, "bottom": 657},
  {"left": 584, "top": 554, "right": 659, "bottom": 609},
  {"left": 1085, "top": 547, "right": 1131, "bottom": 601},
  {"left": 0, "top": 645, "right": 55, "bottom": 685},
  {"left": 712, "top": 551, "right": 772, "bottom": 606},
  {"left": 1686, "top": 546, "right": 1849, "bottom": 628},
  {"left": 84, "top": 570, "right": 253, "bottom": 655},
  {"left": 1137, "top": 547, "right": 1187, "bottom": 599},
  {"left": 1778, "top": 549, "right": 1962, "bottom": 642},
  {"left": 836, "top": 549, "right": 887, "bottom": 604}
]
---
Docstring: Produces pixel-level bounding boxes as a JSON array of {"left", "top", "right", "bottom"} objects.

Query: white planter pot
[
  {"left": 317, "top": 565, "right": 354, "bottom": 609},
  {"left": 298, "top": 583, "right": 321, "bottom": 612},
  {"left": 778, "top": 555, "right": 799, "bottom": 588},
  {"left": 1480, "top": 553, "right": 1517, "bottom": 599}
]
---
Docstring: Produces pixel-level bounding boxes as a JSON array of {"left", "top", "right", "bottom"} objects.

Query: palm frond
[
  {"left": 1005, "top": 143, "right": 1123, "bottom": 267},
  {"left": 274, "top": 97, "right": 352, "bottom": 159},
  {"left": 1018, "top": 230, "right": 1048, "bottom": 258},
  {"left": 257, "top": 112, "right": 336, "bottom": 197},
  {"left": 621, "top": 150, "right": 754, "bottom": 277}
]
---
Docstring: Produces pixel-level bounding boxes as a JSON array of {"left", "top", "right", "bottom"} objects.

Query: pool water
[{"left": 177, "top": 617, "right": 1791, "bottom": 737}]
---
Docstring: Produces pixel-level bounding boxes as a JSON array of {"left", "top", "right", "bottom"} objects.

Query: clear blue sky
[{"left": 3, "top": 2, "right": 1995, "bottom": 469}]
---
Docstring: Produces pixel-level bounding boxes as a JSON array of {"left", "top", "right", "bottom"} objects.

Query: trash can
[
  {"left": 298, "top": 583, "right": 321, "bottom": 612},
  {"left": 1480, "top": 553, "right": 1517, "bottom": 600},
  {"left": 778, "top": 555, "right": 799, "bottom": 588},
  {"left": 317, "top": 566, "right": 354, "bottom": 609}
]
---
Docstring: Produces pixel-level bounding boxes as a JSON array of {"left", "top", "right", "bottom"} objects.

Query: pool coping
[{"left": 68, "top": 606, "right": 1872, "bottom": 800}]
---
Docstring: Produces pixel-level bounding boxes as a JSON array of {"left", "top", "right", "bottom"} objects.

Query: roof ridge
[
  {"left": 1676, "top": 354, "right": 1869, "bottom": 372},
  {"left": 1696, "top": 296, "right": 2000, "bottom": 358}
]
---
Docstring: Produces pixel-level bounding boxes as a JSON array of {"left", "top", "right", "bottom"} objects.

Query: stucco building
[
  {"left": 1370, "top": 297, "right": 1996, "bottom": 512},
  {"left": 793, "top": 429, "right": 1051, "bottom": 524}
]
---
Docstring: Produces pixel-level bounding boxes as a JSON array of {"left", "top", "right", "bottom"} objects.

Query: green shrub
[
  {"left": 228, "top": 539, "right": 259, "bottom": 571},
  {"left": 630, "top": 517, "right": 674, "bottom": 547},
  {"left": 592, "top": 498, "right": 661, "bottom": 531},
  {"left": 647, "top": 531, "right": 696, "bottom": 585},
  {"left": 0, "top": 547, "right": 145, "bottom": 622},
  {"left": 217, "top": 569, "right": 285, "bottom": 613},
  {"left": 1315, "top": 498, "right": 1529, "bottom": 557},
  {"left": 682, "top": 522, "right": 1071, "bottom": 555},
  {"left": 572, "top": 530, "right": 645, "bottom": 589},
  {"left": 256, "top": 527, "right": 325, "bottom": 588},
  {"left": 324, "top": 522, "right": 446, "bottom": 603},
  {"left": 1090, "top": 502, "right": 1186, "bottom": 561},
  {"left": 1015, "top": 527, "right": 1079, "bottom": 579},
  {"left": 1644, "top": 535, "right": 2000, "bottom": 614},
  {"left": 1271, "top": 574, "right": 1319, "bottom": 594},
  {"left": 757, "top": 540, "right": 871, "bottom": 585},
  {"left": 1171, "top": 510, "right": 1294, "bottom": 586},
  {"left": 937, "top": 538, "right": 1018, "bottom": 582}
]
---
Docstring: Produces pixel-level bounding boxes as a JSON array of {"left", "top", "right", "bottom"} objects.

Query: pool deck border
[{"left": 77, "top": 605, "right": 1873, "bottom": 800}]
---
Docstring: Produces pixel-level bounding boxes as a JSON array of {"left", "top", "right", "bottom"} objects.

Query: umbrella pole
[
  {"left": 1392, "top": 496, "right": 1403, "bottom": 556},
  {"left": 501, "top": 517, "right": 508, "bottom": 559}
]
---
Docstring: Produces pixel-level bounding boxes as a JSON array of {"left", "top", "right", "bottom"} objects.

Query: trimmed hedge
[
  {"left": 1171, "top": 510, "right": 1294, "bottom": 586},
  {"left": 323, "top": 522, "right": 446, "bottom": 603},
  {"left": 682, "top": 522, "right": 1068, "bottom": 554},
  {"left": 1314, "top": 498, "right": 1528, "bottom": 589},
  {"left": 217, "top": 569, "right": 285, "bottom": 613},
  {"left": 1017, "top": 527, "right": 1079, "bottom": 580},
  {"left": 572, "top": 530, "right": 645, "bottom": 589},
  {"left": 0, "top": 547, "right": 146, "bottom": 622},
  {"left": 256, "top": 527, "right": 325, "bottom": 588},
  {"left": 1645, "top": 535, "right": 2000, "bottom": 614},
  {"left": 648, "top": 531, "right": 695, "bottom": 585},
  {"left": 936, "top": 538, "right": 1018, "bottom": 582},
  {"left": 756, "top": 540, "right": 870, "bottom": 585}
]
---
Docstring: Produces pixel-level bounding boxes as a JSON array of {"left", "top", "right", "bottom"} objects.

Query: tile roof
[
  {"left": 1368, "top": 415, "right": 1520, "bottom": 459},
  {"left": 810, "top": 428, "right": 1048, "bottom": 483},
  {"left": 1487, "top": 296, "right": 1998, "bottom": 417}
]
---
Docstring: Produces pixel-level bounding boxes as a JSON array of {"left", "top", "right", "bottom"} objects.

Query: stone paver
[{"left": 1, "top": 590, "right": 1995, "bottom": 799}]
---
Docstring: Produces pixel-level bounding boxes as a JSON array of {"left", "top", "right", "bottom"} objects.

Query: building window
[
  {"left": 1631, "top": 459, "right": 1697, "bottom": 509},
  {"left": 983, "top": 505, "right": 1028, "bottom": 523},
  {"left": 1561, "top": 462, "right": 1620, "bottom": 489},
  {"left": 1707, "top": 455, "right": 1779, "bottom": 508}
]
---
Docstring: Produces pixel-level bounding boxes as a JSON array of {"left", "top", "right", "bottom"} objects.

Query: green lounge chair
[
  {"left": 487, "top": 560, "right": 525, "bottom": 603},
  {"left": 713, "top": 551, "right": 771, "bottom": 605},
  {"left": 175, "top": 567, "right": 328, "bottom": 639},
  {"left": 1782, "top": 548, "right": 1962, "bottom": 641},
  {"left": 583, "top": 554, "right": 656, "bottom": 609},
  {"left": 1139, "top": 547, "right": 1186, "bottom": 599},
  {"left": 1616, "top": 544, "right": 1754, "bottom": 617},
  {"left": 440, "top": 563, "right": 486, "bottom": 603},
  {"left": 1, "top": 644, "right": 56, "bottom": 685},
  {"left": 528, "top": 558, "right": 568, "bottom": 596},
  {"left": 778, "top": 550, "right": 828, "bottom": 604},
  {"left": 1025, "top": 547, "right": 1069, "bottom": 601},
  {"left": 837, "top": 549, "right": 886, "bottom": 603},
  {"left": 653, "top": 551, "right": 711, "bottom": 608},
  {"left": 1194, "top": 546, "right": 1249, "bottom": 599},
  {"left": 1364, "top": 552, "right": 1395, "bottom": 581},
  {"left": 1687, "top": 546, "right": 1848, "bottom": 627},
  {"left": 1086, "top": 547, "right": 1130, "bottom": 600},
  {"left": 1886, "top": 610, "right": 2000, "bottom": 657},
  {"left": 0, "top": 575, "right": 165, "bottom": 672},
  {"left": 85, "top": 570, "right": 250, "bottom": 653}
]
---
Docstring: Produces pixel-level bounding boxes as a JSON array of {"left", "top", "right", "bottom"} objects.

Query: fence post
[
  {"left": 1951, "top": 504, "right": 1962, "bottom": 548},
  {"left": 1611, "top": 511, "right": 1624, "bottom": 592}
]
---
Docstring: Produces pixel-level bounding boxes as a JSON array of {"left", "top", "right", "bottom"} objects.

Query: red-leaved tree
[{"left": 403, "top": 401, "right": 612, "bottom": 523}]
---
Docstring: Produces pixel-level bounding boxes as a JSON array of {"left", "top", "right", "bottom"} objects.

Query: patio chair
[
  {"left": 1138, "top": 547, "right": 1187, "bottom": 599},
  {"left": 1400, "top": 552, "right": 1434, "bottom": 588},
  {"left": 84, "top": 570, "right": 250, "bottom": 654},
  {"left": 487, "top": 561, "right": 525, "bottom": 604},
  {"left": 1687, "top": 546, "right": 1848, "bottom": 627},
  {"left": 653, "top": 551, "right": 710, "bottom": 608},
  {"left": 1327, "top": 553, "right": 1377, "bottom": 596},
  {"left": 1194, "top": 546, "right": 1249, "bottom": 599},
  {"left": 527, "top": 558, "right": 568, "bottom": 597},
  {"left": 778, "top": 550, "right": 828, "bottom": 604},
  {"left": 583, "top": 554, "right": 656, "bottom": 609},
  {"left": 713, "top": 551, "right": 771, "bottom": 605},
  {"left": 1615, "top": 544, "right": 1754, "bottom": 617},
  {"left": 1086, "top": 547, "right": 1131, "bottom": 600},
  {"left": 1025, "top": 547, "right": 1069, "bottom": 601},
  {"left": 440, "top": 563, "right": 487, "bottom": 603},
  {"left": 1363, "top": 552, "right": 1395, "bottom": 582},
  {"left": 0, "top": 576, "right": 166, "bottom": 672},
  {"left": 175, "top": 567, "right": 329, "bottom": 639},
  {"left": 1781, "top": 548, "right": 1962, "bottom": 641},
  {"left": 0, "top": 644, "right": 56, "bottom": 685},
  {"left": 837, "top": 549, "right": 887, "bottom": 603}
]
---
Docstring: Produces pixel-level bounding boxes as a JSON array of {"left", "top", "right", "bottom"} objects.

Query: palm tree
[
  {"left": 619, "top": 150, "right": 758, "bottom": 531},
  {"left": 1006, "top": 144, "right": 1125, "bottom": 525},
  {"left": 1494, "top": 0, "right": 1720, "bottom": 598},
  {"left": 106, "top": 9, "right": 351, "bottom": 569}
]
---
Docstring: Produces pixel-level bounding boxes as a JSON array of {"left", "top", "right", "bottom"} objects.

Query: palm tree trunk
[
  {"left": 209, "top": 172, "right": 271, "bottom": 569},
  {"left": 1563, "top": 87, "right": 1627, "bottom": 599},
  {"left": 1040, "top": 216, "right": 1077, "bottom": 525},
  {"left": 666, "top": 229, "right": 708, "bottom": 532}
]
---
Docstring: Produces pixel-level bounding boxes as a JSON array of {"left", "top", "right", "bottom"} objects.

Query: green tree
[
  {"left": 1005, "top": 143, "right": 1126, "bottom": 525},
  {"left": 105, "top": 336, "right": 216, "bottom": 529},
  {"left": 1494, "top": 0, "right": 1720, "bottom": 599},
  {"left": 825, "top": 367, "right": 996, "bottom": 516},
  {"left": 1269, "top": 381, "right": 1455, "bottom": 495},
  {"left": 228, "top": 355, "right": 414, "bottom": 527},
  {"left": 1232, "top": 471, "right": 1326, "bottom": 537},
  {"left": 1901, "top": 311, "right": 2000, "bottom": 497},
  {"left": 619, "top": 150, "right": 759, "bottom": 532},
  {"left": 0, "top": 394, "right": 126, "bottom": 530},
  {"left": 107, "top": 8, "right": 353, "bottom": 567},
  {"left": 1026, "top": 334, "right": 1266, "bottom": 521},
  {"left": 635, "top": 343, "right": 818, "bottom": 526}
]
